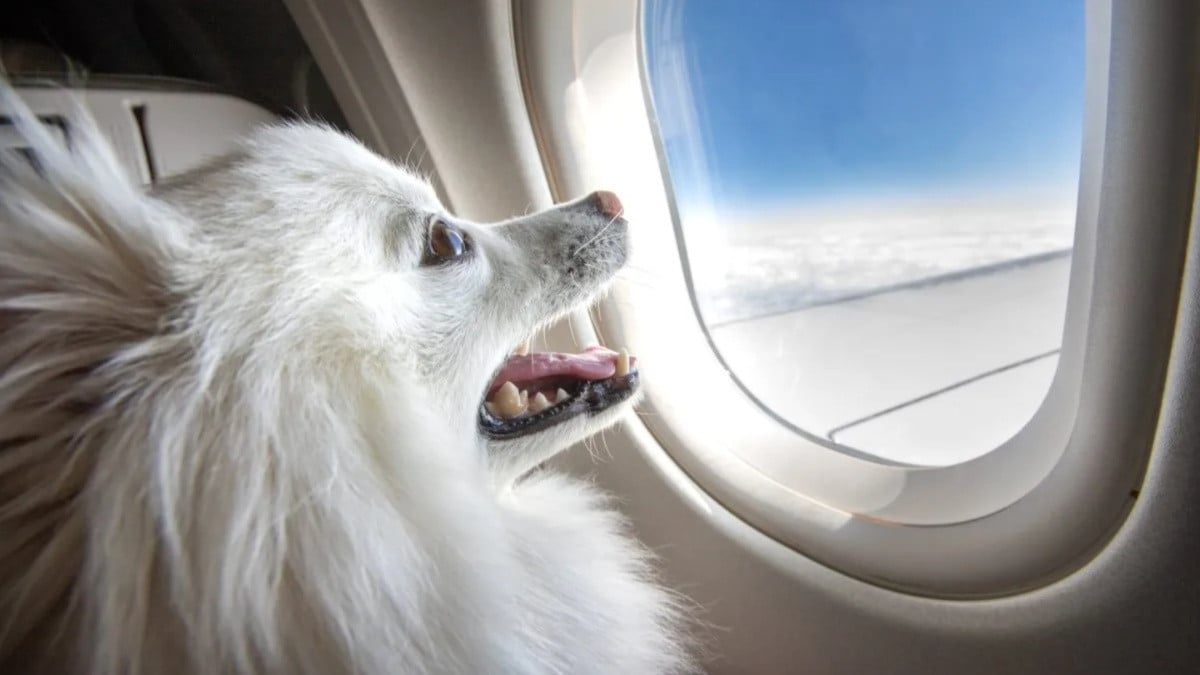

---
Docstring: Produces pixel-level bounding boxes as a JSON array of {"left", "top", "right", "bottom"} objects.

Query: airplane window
[{"left": 643, "top": 0, "right": 1086, "bottom": 466}]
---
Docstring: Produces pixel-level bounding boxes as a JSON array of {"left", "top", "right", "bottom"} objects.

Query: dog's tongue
[{"left": 488, "top": 346, "right": 630, "bottom": 395}]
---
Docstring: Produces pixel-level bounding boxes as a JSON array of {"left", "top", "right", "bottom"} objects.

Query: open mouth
[{"left": 478, "top": 343, "right": 640, "bottom": 440}]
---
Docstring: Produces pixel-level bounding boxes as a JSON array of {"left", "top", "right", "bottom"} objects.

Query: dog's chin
[{"left": 484, "top": 388, "right": 642, "bottom": 484}]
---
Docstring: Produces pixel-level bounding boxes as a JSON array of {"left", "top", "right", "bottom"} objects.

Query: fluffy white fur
[{"left": 0, "top": 88, "right": 690, "bottom": 674}]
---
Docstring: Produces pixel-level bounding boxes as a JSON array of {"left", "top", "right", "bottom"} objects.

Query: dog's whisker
[
  {"left": 571, "top": 214, "right": 621, "bottom": 258},
  {"left": 401, "top": 136, "right": 423, "bottom": 169},
  {"left": 581, "top": 436, "right": 599, "bottom": 462},
  {"left": 599, "top": 429, "right": 614, "bottom": 461},
  {"left": 412, "top": 145, "right": 431, "bottom": 175}
]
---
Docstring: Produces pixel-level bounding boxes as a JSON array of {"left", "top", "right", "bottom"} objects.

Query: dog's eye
[{"left": 423, "top": 218, "right": 471, "bottom": 264}]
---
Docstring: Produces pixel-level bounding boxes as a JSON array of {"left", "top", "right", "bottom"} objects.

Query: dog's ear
[
  {"left": 0, "top": 85, "right": 186, "bottom": 665},
  {"left": 0, "top": 84, "right": 182, "bottom": 427}
]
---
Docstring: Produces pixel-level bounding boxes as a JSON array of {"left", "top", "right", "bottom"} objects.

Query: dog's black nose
[{"left": 591, "top": 190, "right": 624, "bottom": 219}]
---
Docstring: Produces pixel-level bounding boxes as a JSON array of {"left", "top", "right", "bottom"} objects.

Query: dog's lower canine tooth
[
  {"left": 556, "top": 388, "right": 571, "bottom": 403},
  {"left": 615, "top": 348, "right": 630, "bottom": 378},
  {"left": 529, "top": 392, "right": 550, "bottom": 413},
  {"left": 493, "top": 381, "right": 527, "bottom": 418}
]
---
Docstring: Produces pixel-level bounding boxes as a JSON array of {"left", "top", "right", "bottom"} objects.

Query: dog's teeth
[
  {"left": 615, "top": 348, "right": 630, "bottom": 378},
  {"left": 484, "top": 401, "right": 497, "bottom": 417},
  {"left": 493, "top": 381, "right": 527, "bottom": 418},
  {"left": 514, "top": 340, "right": 530, "bottom": 356},
  {"left": 555, "top": 388, "right": 571, "bottom": 403},
  {"left": 520, "top": 389, "right": 529, "bottom": 407},
  {"left": 529, "top": 392, "right": 551, "bottom": 413}
]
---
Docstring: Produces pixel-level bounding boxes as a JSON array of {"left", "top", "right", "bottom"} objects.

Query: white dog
[{"left": 0, "top": 88, "right": 690, "bottom": 674}]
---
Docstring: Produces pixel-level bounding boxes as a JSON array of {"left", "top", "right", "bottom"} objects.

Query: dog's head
[{"left": 157, "top": 124, "right": 639, "bottom": 482}]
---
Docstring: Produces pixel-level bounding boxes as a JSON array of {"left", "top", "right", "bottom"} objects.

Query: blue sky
[{"left": 645, "top": 0, "right": 1085, "bottom": 212}]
